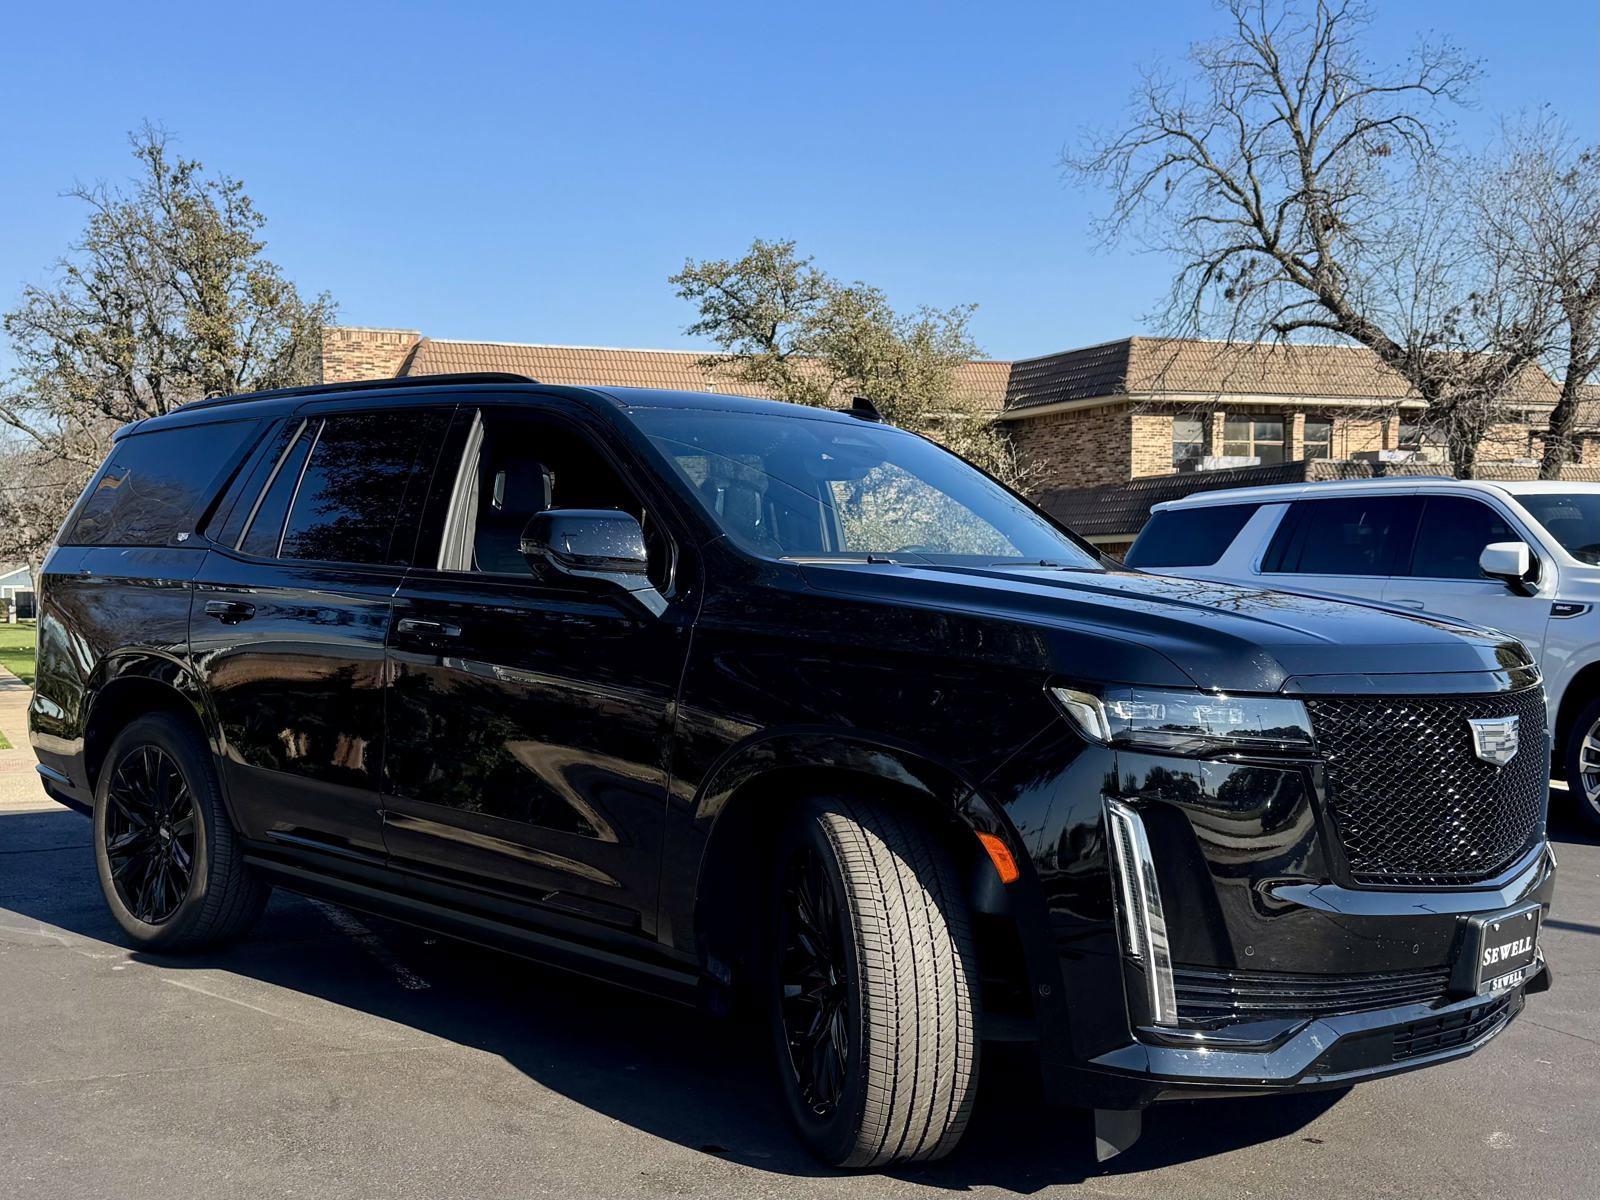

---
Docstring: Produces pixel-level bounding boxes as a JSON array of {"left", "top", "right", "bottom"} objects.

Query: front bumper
[
  {"left": 1079, "top": 962, "right": 1545, "bottom": 1107},
  {"left": 982, "top": 727, "right": 1558, "bottom": 1114}
]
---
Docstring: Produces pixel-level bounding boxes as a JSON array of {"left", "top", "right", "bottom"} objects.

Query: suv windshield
[
  {"left": 634, "top": 408, "right": 1099, "bottom": 567},
  {"left": 1518, "top": 492, "right": 1600, "bottom": 564}
]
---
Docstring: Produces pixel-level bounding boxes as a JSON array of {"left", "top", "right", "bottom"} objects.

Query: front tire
[
  {"left": 93, "top": 712, "right": 269, "bottom": 951},
  {"left": 1563, "top": 698, "right": 1600, "bottom": 831},
  {"left": 768, "top": 796, "right": 980, "bottom": 1168}
]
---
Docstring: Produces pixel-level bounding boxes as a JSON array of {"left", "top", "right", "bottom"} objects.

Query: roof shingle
[{"left": 401, "top": 338, "right": 1013, "bottom": 410}]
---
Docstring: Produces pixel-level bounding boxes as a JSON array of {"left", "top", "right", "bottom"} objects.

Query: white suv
[{"left": 1125, "top": 477, "right": 1600, "bottom": 827}]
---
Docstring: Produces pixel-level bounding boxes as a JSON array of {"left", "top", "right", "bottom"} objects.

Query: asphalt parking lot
[{"left": 1, "top": 793, "right": 1596, "bottom": 1200}]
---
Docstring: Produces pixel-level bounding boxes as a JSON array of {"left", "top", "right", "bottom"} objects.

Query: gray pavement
[{"left": 0, "top": 776, "right": 1596, "bottom": 1198}]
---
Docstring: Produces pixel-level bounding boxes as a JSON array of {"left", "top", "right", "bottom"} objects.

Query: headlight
[{"left": 1050, "top": 684, "right": 1314, "bottom": 756}]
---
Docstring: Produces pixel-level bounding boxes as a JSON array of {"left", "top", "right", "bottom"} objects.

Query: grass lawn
[
  {"left": 0, "top": 621, "right": 34, "bottom": 750},
  {"left": 0, "top": 620, "right": 37, "bottom": 687}
]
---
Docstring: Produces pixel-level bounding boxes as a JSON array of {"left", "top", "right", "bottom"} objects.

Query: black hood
[{"left": 797, "top": 561, "right": 1533, "bottom": 694}]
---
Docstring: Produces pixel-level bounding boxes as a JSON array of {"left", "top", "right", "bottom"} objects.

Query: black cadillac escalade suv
[{"left": 29, "top": 374, "right": 1554, "bottom": 1168}]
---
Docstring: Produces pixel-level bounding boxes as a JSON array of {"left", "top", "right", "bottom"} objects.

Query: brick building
[{"left": 322, "top": 327, "right": 1593, "bottom": 552}]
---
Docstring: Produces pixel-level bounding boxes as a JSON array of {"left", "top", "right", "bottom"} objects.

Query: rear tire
[
  {"left": 768, "top": 796, "right": 980, "bottom": 1168},
  {"left": 1563, "top": 698, "right": 1600, "bottom": 831},
  {"left": 93, "top": 712, "right": 270, "bottom": 951}
]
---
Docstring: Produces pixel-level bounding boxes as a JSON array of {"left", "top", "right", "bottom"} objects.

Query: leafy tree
[
  {"left": 670, "top": 239, "right": 1022, "bottom": 484},
  {"left": 1069, "top": 0, "right": 1555, "bottom": 478},
  {"left": 0, "top": 124, "right": 333, "bottom": 566}
]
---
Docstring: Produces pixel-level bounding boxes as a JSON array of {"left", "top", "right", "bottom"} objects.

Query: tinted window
[
  {"left": 65, "top": 421, "right": 255, "bottom": 546},
  {"left": 206, "top": 420, "right": 300, "bottom": 548},
  {"left": 1264, "top": 496, "right": 1420, "bottom": 576},
  {"left": 1407, "top": 497, "right": 1519, "bottom": 579},
  {"left": 1125, "top": 504, "right": 1261, "bottom": 569},
  {"left": 239, "top": 422, "right": 316, "bottom": 558},
  {"left": 278, "top": 412, "right": 445, "bottom": 565}
]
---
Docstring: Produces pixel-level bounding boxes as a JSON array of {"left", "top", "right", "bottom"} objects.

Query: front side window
[
  {"left": 634, "top": 408, "right": 1099, "bottom": 567},
  {"left": 1172, "top": 416, "right": 1207, "bottom": 468},
  {"left": 1264, "top": 496, "right": 1421, "bottom": 576},
  {"left": 423, "top": 408, "right": 672, "bottom": 591},
  {"left": 64, "top": 420, "right": 255, "bottom": 546},
  {"left": 1302, "top": 418, "right": 1333, "bottom": 461},
  {"left": 1517, "top": 492, "right": 1600, "bottom": 564},
  {"left": 1222, "top": 416, "right": 1285, "bottom": 465},
  {"left": 1407, "top": 497, "right": 1520, "bottom": 579}
]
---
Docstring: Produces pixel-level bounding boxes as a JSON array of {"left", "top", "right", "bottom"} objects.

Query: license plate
[{"left": 1468, "top": 903, "right": 1542, "bottom": 995}]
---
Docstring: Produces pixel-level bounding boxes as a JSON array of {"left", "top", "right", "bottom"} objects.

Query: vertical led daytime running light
[{"left": 1104, "top": 798, "right": 1178, "bottom": 1027}]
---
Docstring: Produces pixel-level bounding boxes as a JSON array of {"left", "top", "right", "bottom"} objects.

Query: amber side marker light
[{"left": 976, "top": 832, "right": 1020, "bottom": 884}]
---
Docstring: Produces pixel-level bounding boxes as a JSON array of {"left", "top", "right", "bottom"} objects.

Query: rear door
[
  {"left": 191, "top": 402, "right": 452, "bottom": 858},
  {"left": 1257, "top": 493, "right": 1423, "bottom": 605},
  {"left": 1382, "top": 493, "right": 1550, "bottom": 656}
]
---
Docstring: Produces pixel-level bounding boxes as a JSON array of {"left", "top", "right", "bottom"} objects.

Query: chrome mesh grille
[{"left": 1305, "top": 688, "right": 1547, "bottom": 886}]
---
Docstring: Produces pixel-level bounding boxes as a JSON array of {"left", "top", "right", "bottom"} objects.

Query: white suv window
[
  {"left": 1406, "top": 497, "right": 1520, "bottom": 580},
  {"left": 1263, "top": 496, "right": 1421, "bottom": 576}
]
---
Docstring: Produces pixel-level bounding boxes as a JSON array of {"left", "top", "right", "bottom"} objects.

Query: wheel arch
[
  {"left": 1552, "top": 659, "right": 1600, "bottom": 768},
  {"left": 83, "top": 653, "right": 219, "bottom": 797},
  {"left": 682, "top": 731, "right": 1032, "bottom": 1012}
]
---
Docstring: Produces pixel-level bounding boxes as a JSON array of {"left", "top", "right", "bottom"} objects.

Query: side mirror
[
  {"left": 1479, "top": 541, "right": 1536, "bottom": 593},
  {"left": 520, "top": 509, "right": 664, "bottom": 612}
]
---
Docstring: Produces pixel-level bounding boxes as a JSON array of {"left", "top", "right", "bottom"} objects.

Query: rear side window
[
  {"left": 1406, "top": 497, "right": 1520, "bottom": 579},
  {"left": 234, "top": 410, "right": 449, "bottom": 566},
  {"left": 239, "top": 423, "right": 316, "bottom": 558},
  {"left": 1263, "top": 496, "right": 1421, "bottom": 576},
  {"left": 1125, "top": 504, "right": 1261, "bottom": 569},
  {"left": 64, "top": 421, "right": 256, "bottom": 546}
]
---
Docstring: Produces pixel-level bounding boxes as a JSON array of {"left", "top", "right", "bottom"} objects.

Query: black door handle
[
  {"left": 203, "top": 600, "right": 255, "bottom": 624},
  {"left": 396, "top": 617, "right": 462, "bottom": 639}
]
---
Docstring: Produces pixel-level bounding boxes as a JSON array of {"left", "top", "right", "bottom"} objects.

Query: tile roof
[
  {"left": 400, "top": 338, "right": 1013, "bottom": 410},
  {"left": 1006, "top": 337, "right": 1558, "bottom": 411},
  {"left": 351, "top": 329, "right": 1560, "bottom": 420},
  {"left": 1040, "top": 461, "right": 1324, "bottom": 540}
]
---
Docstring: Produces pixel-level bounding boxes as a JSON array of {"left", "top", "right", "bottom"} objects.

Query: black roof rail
[{"left": 178, "top": 372, "right": 540, "bottom": 413}]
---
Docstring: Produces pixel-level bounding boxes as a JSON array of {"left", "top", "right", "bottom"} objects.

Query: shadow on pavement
[{"left": 0, "top": 804, "right": 1425, "bottom": 1191}]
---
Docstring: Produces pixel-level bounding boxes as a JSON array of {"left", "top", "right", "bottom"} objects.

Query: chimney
[{"left": 320, "top": 326, "right": 423, "bottom": 383}]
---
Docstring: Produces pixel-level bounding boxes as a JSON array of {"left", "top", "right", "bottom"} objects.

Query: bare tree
[
  {"left": 0, "top": 124, "right": 333, "bottom": 565},
  {"left": 1476, "top": 119, "right": 1600, "bottom": 477},
  {"left": 1069, "top": 0, "right": 1553, "bottom": 477}
]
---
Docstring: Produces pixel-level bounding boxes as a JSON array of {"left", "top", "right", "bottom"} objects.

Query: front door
[
  {"left": 382, "top": 401, "right": 693, "bottom": 938},
  {"left": 1382, "top": 494, "right": 1551, "bottom": 658},
  {"left": 192, "top": 405, "right": 451, "bottom": 857}
]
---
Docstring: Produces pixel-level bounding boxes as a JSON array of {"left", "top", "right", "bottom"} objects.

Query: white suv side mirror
[{"left": 1480, "top": 541, "right": 1535, "bottom": 592}]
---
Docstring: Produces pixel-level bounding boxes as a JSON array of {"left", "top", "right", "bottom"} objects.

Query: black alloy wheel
[
  {"left": 104, "top": 744, "right": 196, "bottom": 925},
  {"left": 92, "top": 712, "right": 270, "bottom": 951},
  {"left": 768, "top": 796, "right": 980, "bottom": 1169},
  {"left": 777, "top": 845, "right": 851, "bottom": 1117}
]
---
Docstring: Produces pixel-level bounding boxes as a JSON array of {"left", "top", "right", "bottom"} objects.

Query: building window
[
  {"left": 1173, "top": 416, "right": 1207, "bottom": 467},
  {"left": 1303, "top": 418, "right": 1333, "bottom": 460},
  {"left": 1398, "top": 417, "right": 1423, "bottom": 450},
  {"left": 1223, "top": 416, "right": 1285, "bottom": 465}
]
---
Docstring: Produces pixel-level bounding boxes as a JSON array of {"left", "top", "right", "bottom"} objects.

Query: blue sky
[{"left": 2, "top": 1, "right": 1596, "bottom": 364}]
